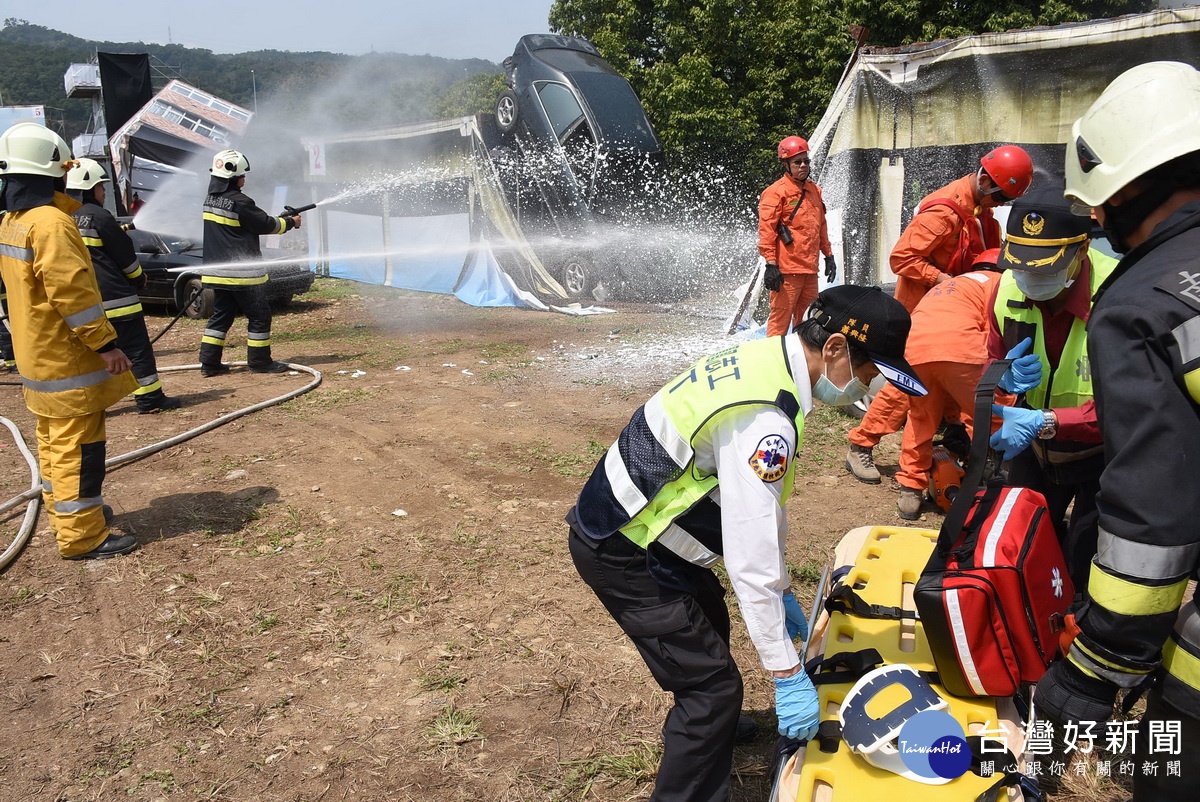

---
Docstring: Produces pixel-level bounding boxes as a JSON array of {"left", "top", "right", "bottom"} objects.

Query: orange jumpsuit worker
[
  {"left": 893, "top": 249, "right": 1003, "bottom": 519},
  {"left": 846, "top": 145, "right": 1033, "bottom": 484},
  {"left": 758, "top": 136, "right": 835, "bottom": 336}
]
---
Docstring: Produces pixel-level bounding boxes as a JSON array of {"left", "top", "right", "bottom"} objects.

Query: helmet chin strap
[{"left": 1101, "top": 181, "right": 1179, "bottom": 253}]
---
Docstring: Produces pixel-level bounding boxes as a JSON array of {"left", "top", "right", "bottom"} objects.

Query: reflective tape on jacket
[
  {"left": 102, "top": 294, "right": 144, "bottom": 318},
  {"left": 574, "top": 336, "right": 804, "bottom": 560}
]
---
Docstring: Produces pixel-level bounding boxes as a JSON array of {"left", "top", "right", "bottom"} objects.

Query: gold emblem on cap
[{"left": 1022, "top": 213, "right": 1045, "bottom": 237}]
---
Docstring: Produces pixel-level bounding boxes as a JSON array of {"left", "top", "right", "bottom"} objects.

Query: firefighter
[
  {"left": 66, "top": 158, "right": 181, "bottom": 413},
  {"left": 846, "top": 145, "right": 1033, "bottom": 484},
  {"left": 568, "top": 285, "right": 926, "bottom": 802},
  {"left": 1035, "top": 61, "right": 1200, "bottom": 800},
  {"left": 757, "top": 135, "right": 836, "bottom": 336},
  {"left": 0, "top": 122, "right": 138, "bottom": 559},
  {"left": 985, "top": 186, "right": 1117, "bottom": 592},
  {"left": 197, "top": 149, "right": 300, "bottom": 376},
  {"left": 893, "top": 247, "right": 1004, "bottom": 520},
  {"left": 1, "top": 271, "right": 15, "bottom": 372}
]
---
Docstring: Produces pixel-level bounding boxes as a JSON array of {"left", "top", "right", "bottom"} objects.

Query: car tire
[
  {"left": 495, "top": 90, "right": 520, "bottom": 134},
  {"left": 558, "top": 253, "right": 596, "bottom": 300},
  {"left": 183, "top": 277, "right": 215, "bottom": 320}
]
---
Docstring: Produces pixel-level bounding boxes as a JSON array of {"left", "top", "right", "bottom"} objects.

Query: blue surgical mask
[{"left": 813, "top": 365, "right": 869, "bottom": 406}]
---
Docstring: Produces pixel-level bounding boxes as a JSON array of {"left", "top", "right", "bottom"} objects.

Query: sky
[{"left": 21, "top": 1, "right": 558, "bottom": 63}]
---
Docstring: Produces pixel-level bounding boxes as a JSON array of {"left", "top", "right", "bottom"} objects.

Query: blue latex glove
[
  {"left": 774, "top": 672, "right": 820, "bottom": 740},
  {"left": 998, "top": 337, "right": 1044, "bottom": 395},
  {"left": 990, "top": 404, "right": 1043, "bottom": 462},
  {"left": 782, "top": 592, "right": 808, "bottom": 642}
]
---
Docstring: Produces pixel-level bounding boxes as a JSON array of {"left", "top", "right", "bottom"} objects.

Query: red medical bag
[{"left": 914, "top": 361, "right": 1074, "bottom": 697}]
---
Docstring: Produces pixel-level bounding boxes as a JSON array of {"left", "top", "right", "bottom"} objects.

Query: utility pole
[{"left": 251, "top": 70, "right": 258, "bottom": 114}]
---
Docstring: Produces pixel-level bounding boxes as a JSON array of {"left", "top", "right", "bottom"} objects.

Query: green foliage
[
  {"left": 549, "top": 0, "right": 1153, "bottom": 187},
  {"left": 0, "top": 19, "right": 500, "bottom": 142},
  {"left": 433, "top": 72, "right": 507, "bottom": 118}
]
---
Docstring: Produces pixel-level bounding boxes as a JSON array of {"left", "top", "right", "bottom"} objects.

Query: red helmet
[
  {"left": 979, "top": 145, "right": 1033, "bottom": 199},
  {"left": 778, "top": 136, "right": 809, "bottom": 160},
  {"left": 971, "top": 247, "right": 1002, "bottom": 270}
]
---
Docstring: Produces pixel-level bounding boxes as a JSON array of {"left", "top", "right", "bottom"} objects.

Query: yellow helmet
[
  {"left": 66, "top": 157, "right": 110, "bottom": 191},
  {"left": 0, "top": 122, "right": 73, "bottom": 178}
]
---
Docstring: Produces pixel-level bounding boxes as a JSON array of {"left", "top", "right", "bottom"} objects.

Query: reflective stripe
[
  {"left": 201, "top": 335, "right": 226, "bottom": 347},
  {"left": 1173, "top": 315, "right": 1200, "bottom": 365},
  {"left": 23, "top": 367, "right": 113, "bottom": 393},
  {"left": 81, "top": 236, "right": 104, "bottom": 248},
  {"left": 42, "top": 478, "right": 52, "bottom": 493},
  {"left": 132, "top": 377, "right": 163, "bottom": 395},
  {"left": 946, "top": 589, "right": 986, "bottom": 695},
  {"left": 246, "top": 332, "right": 272, "bottom": 345},
  {"left": 77, "top": 227, "right": 100, "bottom": 239},
  {"left": 602, "top": 443, "right": 646, "bottom": 519},
  {"left": 1088, "top": 564, "right": 1189, "bottom": 617},
  {"left": 1186, "top": 368, "right": 1200, "bottom": 406},
  {"left": 643, "top": 392, "right": 694, "bottom": 468},
  {"left": 1070, "top": 641, "right": 1153, "bottom": 687},
  {"left": 63, "top": 303, "right": 105, "bottom": 328},
  {"left": 273, "top": 217, "right": 288, "bottom": 235},
  {"left": 203, "top": 328, "right": 226, "bottom": 339},
  {"left": 658, "top": 523, "right": 721, "bottom": 567},
  {"left": 981, "top": 488, "right": 1022, "bottom": 567},
  {"left": 202, "top": 211, "right": 241, "bottom": 227},
  {"left": 0, "top": 243, "right": 34, "bottom": 262},
  {"left": 105, "top": 303, "right": 143, "bottom": 319},
  {"left": 1163, "top": 637, "right": 1200, "bottom": 693},
  {"left": 103, "top": 294, "right": 141, "bottom": 310},
  {"left": 1095, "top": 526, "right": 1200, "bottom": 581},
  {"left": 55, "top": 496, "right": 103, "bottom": 514}
]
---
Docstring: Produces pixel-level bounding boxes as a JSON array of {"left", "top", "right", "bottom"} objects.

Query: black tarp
[
  {"left": 98, "top": 53, "right": 152, "bottom": 136},
  {"left": 124, "top": 125, "right": 196, "bottom": 166}
]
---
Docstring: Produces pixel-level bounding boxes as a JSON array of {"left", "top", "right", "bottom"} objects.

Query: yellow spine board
[{"left": 791, "top": 526, "right": 1023, "bottom": 801}]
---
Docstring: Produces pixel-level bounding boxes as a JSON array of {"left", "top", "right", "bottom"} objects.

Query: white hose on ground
[{"left": 0, "top": 361, "right": 322, "bottom": 571}]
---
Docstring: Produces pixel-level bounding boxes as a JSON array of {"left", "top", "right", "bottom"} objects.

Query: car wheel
[
  {"left": 183, "top": 278, "right": 215, "bottom": 320},
  {"left": 495, "top": 90, "right": 520, "bottom": 134},
  {"left": 558, "top": 254, "right": 595, "bottom": 300}
]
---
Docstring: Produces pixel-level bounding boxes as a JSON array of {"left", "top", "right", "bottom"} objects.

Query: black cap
[
  {"left": 1002, "top": 187, "right": 1091, "bottom": 275},
  {"left": 809, "top": 285, "right": 927, "bottom": 396}
]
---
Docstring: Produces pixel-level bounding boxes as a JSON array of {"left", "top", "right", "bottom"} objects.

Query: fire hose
[{"left": 0, "top": 361, "right": 322, "bottom": 572}]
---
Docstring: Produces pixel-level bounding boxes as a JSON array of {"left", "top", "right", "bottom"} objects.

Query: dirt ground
[{"left": 0, "top": 279, "right": 1119, "bottom": 801}]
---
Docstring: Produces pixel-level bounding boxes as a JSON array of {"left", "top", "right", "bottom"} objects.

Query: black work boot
[
  {"left": 136, "top": 390, "right": 183, "bottom": 414},
  {"left": 65, "top": 532, "right": 138, "bottom": 560},
  {"left": 200, "top": 363, "right": 230, "bottom": 378},
  {"left": 248, "top": 361, "right": 290, "bottom": 374}
]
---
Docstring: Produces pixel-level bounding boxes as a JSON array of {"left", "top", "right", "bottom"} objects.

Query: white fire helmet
[
  {"left": 66, "top": 157, "right": 110, "bottom": 191},
  {"left": 210, "top": 149, "right": 250, "bottom": 179},
  {"left": 0, "top": 122, "right": 73, "bottom": 178}
]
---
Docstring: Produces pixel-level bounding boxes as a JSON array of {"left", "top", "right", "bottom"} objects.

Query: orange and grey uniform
[
  {"left": 895, "top": 269, "right": 1001, "bottom": 493},
  {"left": 758, "top": 174, "right": 832, "bottom": 336},
  {"left": 0, "top": 193, "right": 137, "bottom": 557},
  {"left": 73, "top": 200, "right": 170, "bottom": 409},
  {"left": 198, "top": 179, "right": 296, "bottom": 368},
  {"left": 850, "top": 175, "right": 1000, "bottom": 450}
]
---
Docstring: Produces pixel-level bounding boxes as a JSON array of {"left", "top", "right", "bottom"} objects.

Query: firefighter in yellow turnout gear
[{"left": 0, "top": 123, "right": 138, "bottom": 559}]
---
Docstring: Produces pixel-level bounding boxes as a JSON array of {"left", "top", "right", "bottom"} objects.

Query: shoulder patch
[
  {"left": 749, "top": 435, "right": 790, "bottom": 483},
  {"left": 1156, "top": 270, "right": 1200, "bottom": 314}
]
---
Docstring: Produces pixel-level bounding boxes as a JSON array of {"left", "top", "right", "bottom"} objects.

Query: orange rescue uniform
[{"left": 758, "top": 174, "right": 832, "bottom": 335}]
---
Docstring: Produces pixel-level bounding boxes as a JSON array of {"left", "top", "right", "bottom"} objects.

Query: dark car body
[
  {"left": 127, "top": 228, "right": 315, "bottom": 319},
  {"left": 492, "top": 34, "right": 673, "bottom": 300}
]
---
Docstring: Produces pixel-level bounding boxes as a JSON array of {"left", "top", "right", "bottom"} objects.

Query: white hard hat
[
  {"left": 1066, "top": 61, "right": 1200, "bottom": 208},
  {"left": 210, "top": 149, "right": 250, "bottom": 179},
  {"left": 66, "top": 157, "right": 110, "bottom": 191},
  {"left": 839, "top": 664, "right": 952, "bottom": 785},
  {"left": 0, "top": 122, "right": 74, "bottom": 178}
]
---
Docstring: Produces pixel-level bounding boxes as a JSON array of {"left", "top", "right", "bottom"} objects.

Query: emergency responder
[
  {"left": 758, "top": 136, "right": 836, "bottom": 336},
  {"left": 893, "top": 248, "right": 1004, "bottom": 519},
  {"left": 846, "top": 145, "right": 1033, "bottom": 484},
  {"left": 568, "top": 285, "right": 927, "bottom": 802},
  {"left": 66, "top": 158, "right": 181, "bottom": 414},
  {"left": 1035, "top": 62, "right": 1200, "bottom": 800},
  {"left": 985, "top": 186, "right": 1116, "bottom": 591},
  {"left": 0, "top": 122, "right": 138, "bottom": 559},
  {"left": 198, "top": 149, "right": 299, "bottom": 376}
]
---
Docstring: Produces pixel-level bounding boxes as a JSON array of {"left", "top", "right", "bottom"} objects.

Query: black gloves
[
  {"left": 1036, "top": 659, "right": 1118, "bottom": 725},
  {"left": 764, "top": 263, "right": 783, "bottom": 292},
  {"left": 824, "top": 254, "right": 837, "bottom": 283}
]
